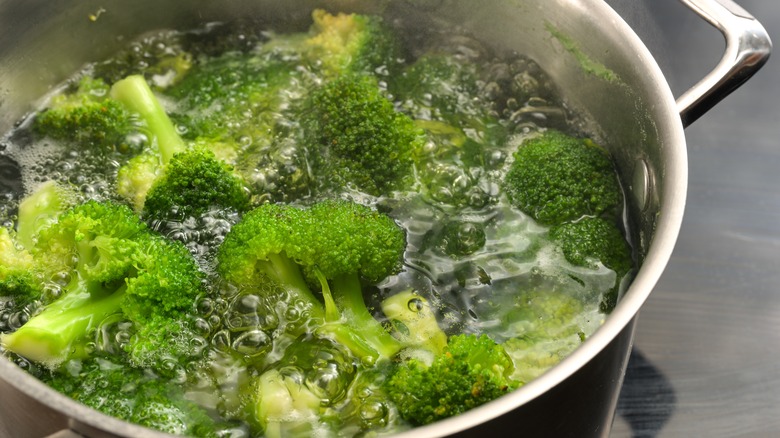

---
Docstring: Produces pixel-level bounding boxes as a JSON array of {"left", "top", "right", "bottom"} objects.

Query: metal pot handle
[{"left": 676, "top": 0, "right": 771, "bottom": 127}]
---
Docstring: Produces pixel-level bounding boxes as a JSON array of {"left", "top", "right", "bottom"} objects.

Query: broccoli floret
[
  {"left": 381, "top": 290, "right": 447, "bottom": 354},
  {"left": 0, "top": 181, "right": 77, "bottom": 326},
  {"left": 218, "top": 199, "right": 406, "bottom": 361},
  {"left": 385, "top": 334, "right": 518, "bottom": 426},
  {"left": 248, "top": 335, "right": 356, "bottom": 438},
  {"left": 389, "top": 53, "right": 510, "bottom": 208},
  {"left": 46, "top": 358, "right": 220, "bottom": 437},
  {"left": 502, "top": 289, "right": 588, "bottom": 384},
  {"left": 503, "top": 130, "right": 623, "bottom": 225},
  {"left": 111, "top": 75, "right": 249, "bottom": 220},
  {"left": 164, "top": 49, "right": 314, "bottom": 203},
  {"left": 305, "top": 9, "right": 403, "bottom": 78},
  {"left": 0, "top": 200, "right": 205, "bottom": 370},
  {"left": 92, "top": 31, "right": 192, "bottom": 86},
  {"left": 305, "top": 73, "right": 424, "bottom": 196},
  {"left": 32, "top": 76, "right": 142, "bottom": 154},
  {"left": 549, "top": 217, "right": 633, "bottom": 312}
]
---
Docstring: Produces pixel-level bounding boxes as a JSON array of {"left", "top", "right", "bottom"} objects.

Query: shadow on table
[{"left": 616, "top": 348, "right": 676, "bottom": 438}]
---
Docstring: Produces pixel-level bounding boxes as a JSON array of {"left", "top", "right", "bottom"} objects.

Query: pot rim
[{"left": 0, "top": 0, "right": 689, "bottom": 436}]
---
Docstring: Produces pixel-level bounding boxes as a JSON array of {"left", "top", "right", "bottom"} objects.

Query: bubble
[{"left": 231, "top": 329, "right": 271, "bottom": 358}]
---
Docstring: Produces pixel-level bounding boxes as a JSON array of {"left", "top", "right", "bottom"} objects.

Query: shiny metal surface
[
  {"left": 0, "top": 0, "right": 768, "bottom": 436},
  {"left": 676, "top": 0, "right": 771, "bottom": 127},
  {"left": 607, "top": 0, "right": 780, "bottom": 436}
]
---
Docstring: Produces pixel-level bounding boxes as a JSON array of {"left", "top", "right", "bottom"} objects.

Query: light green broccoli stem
[
  {"left": 256, "top": 254, "right": 325, "bottom": 322},
  {"left": 16, "top": 181, "right": 71, "bottom": 249},
  {"left": 0, "top": 284, "right": 125, "bottom": 367},
  {"left": 313, "top": 269, "right": 386, "bottom": 362},
  {"left": 330, "top": 274, "right": 402, "bottom": 359},
  {"left": 110, "top": 75, "right": 185, "bottom": 164},
  {"left": 381, "top": 290, "right": 447, "bottom": 354}
]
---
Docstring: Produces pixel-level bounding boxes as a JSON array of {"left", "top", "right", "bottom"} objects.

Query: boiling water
[{"left": 0, "top": 16, "right": 631, "bottom": 437}]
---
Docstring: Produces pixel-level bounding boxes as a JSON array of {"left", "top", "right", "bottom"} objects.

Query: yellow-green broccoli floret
[{"left": 306, "top": 9, "right": 403, "bottom": 77}]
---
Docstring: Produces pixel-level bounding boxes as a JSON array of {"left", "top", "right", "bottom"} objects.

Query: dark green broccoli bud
[
  {"left": 549, "top": 217, "right": 633, "bottom": 312},
  {"left": 218, "top": 199, "right": 406, "bottom": 361},
  {"left": 503, "top": 130, "right": 622, "bottom": 225},
  {"left": 306, "top": 73, "right": 425, "bottom": 196},
  {"left": 305, "top": 9, "right": 404, "bottom": 78},
  {"left": 32, "top": 76, "right": 142, "bottom": 154},
  {"left": 111, "top": 75, "right": 250, "bottom": 219},
  {"left": 143, "top": 148, "right": 250, "bottom": 221},
  {"left": 0, "top": 200, "right": 205, "bottom": 371},
  {"left": 46, "top": 358, "right": 221, "bottom": 437},
  {"left": 385, "top": 334, "right": 518, "bottom": 426}
]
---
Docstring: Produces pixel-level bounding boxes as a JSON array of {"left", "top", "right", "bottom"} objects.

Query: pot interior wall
[{"left": 0, "top": 0, "right": 685, "bottom": 436}]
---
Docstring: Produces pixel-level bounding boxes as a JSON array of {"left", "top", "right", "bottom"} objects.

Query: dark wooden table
[{"left": 607, "top": 1, "right": 780, "bottom": 436}]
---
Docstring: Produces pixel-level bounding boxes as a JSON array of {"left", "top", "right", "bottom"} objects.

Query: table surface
[
  {"left": 1, "top": 1, "right": 779, "bottom": 437},
  {"left": 605, "top": 0, "right": 780, "bottom": 437}
]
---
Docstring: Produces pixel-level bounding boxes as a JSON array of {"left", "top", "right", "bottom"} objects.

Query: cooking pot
[{"left": 0, "top": 0, "right": 770, "bottom": 437}]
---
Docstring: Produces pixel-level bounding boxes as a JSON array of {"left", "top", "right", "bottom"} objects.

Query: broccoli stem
[
  {"left": 16, "top": 181, "right": 69, "bottom": 250},
  {"left": 257, "top": 254, "right": 325, "bottom": 321},
  {"left": 330, "top": 274, "right": 402, "bottom": 359},
  {"left": 1, "top": 283, "right": 125, "bottom": 366},
  {"left": 110, "top": 75, "right": 186, "bottom": 164}
]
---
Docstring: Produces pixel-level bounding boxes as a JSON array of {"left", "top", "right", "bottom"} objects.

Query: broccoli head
[
  {"left": 502, "top": 288, "right": 588, "bottom": 384},
  {"left": 503, "top": 130, "right": 622, "bottom": 225},
  {"left": 218, "top": 199, "right": 406, "bottom": 361},
  {"left": 110, "top": 75, "right": 250, "bottom": 219},
  {"left": 549, "top": 216, "right": 633, "bottom": 312},
  {"left": 305, "top": 9, "right": 403, "bottom": 77},
  {"left": 385, "top": 334, "right": 518, "bottom": 426},
  {"left": 306, "top": 73, "right": 424, "bottom": 196},
  {"left": 32, "top": 76, "right": 142, "bottom": 154},
  {"left": 0, "top": 200, "right": 205, "bottom": 371}
]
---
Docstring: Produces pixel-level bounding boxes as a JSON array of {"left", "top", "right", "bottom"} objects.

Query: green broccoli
[
  {"left": 499, "top": 287, "right": 594, "bottom": 384},
  {"left": 385, "top": 333, "right": 518, "bottom": 426},
  {"left": 32, "top": 76, "right": 142, "bottom": 154},
  {"left": 0, "top": 200, "right": 205, "bottom": 371},
  {"left": 503, "top": 130, "right": 623, "bottom": 225},
  {"left": 248, "top": 335, "right": 357, "bottom": 438},
  {"left": 164, "top": 48, "right": 313, "bottom": 203},
  {"left": 549, "top": 217, "right": 633, "bottom": 312},
  {"left": 217, "top": 199, "right": 406, "bottom": 361},
  {"left": 389, "top": 53, "right": 510, "bottom": 208},
  {"left": 305, "top": 73, "right": 425, "bottom": 196},
  {"left": 305, "top": 9, "right": 403, "bottom": 78},
  {"left": 45, "top": 358, "right": 221, "bottom": 437},
  {"left": 110, "top": 75, "right": 249, "bottom": 220},
  {"left": 0, "top": 181, "right": 76, "bottom": 325}
]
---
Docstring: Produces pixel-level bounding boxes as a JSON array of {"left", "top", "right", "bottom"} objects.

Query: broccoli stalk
[
  {"left": 111, "top": 75, "right": 249, "bottom": 219},
  {"left": 218, "top": 199, "right": 406, "bottom": 362},
  {"left": 1, "top": 181, "right": 76, "bottom": 322},
  {"left": 110, "top": 75, "right": 186, "bottom": 164},
  {"left": 249, "top": 335, "right": 356, "bottom": 438},
  {"left": 0, "top": 201, "right": 205, "bottom": 370}
]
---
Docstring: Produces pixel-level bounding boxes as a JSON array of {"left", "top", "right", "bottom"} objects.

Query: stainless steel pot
[{"left": 0, "top": 1, "right": 770, "bottom": 437}]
